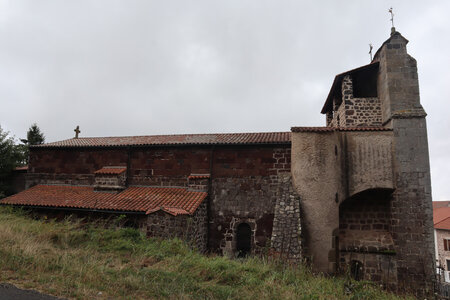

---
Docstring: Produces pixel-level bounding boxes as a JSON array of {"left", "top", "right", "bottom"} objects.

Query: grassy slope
[{"left": 0, "top": 207, "right": 411, "bottom": 300}]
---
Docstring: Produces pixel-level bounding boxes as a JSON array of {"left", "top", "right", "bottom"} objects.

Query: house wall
[{"left": 435, "top": 229, "right": 450, "bottom": 271}]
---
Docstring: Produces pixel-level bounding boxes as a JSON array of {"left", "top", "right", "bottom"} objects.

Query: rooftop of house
[
  {"left": 0, "top": 185, "right": 207, "bottom": 216},
  {"left": 434, "top": 206, "right": 450, "bottom": 230}
]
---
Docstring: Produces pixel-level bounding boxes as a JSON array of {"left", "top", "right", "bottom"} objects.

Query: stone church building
[{"left": 1, "top": 30, "right": 436, "bottom": 295}]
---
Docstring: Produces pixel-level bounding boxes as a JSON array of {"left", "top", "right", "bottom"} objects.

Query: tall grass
[{"left": 0, "top": 207, "right": 410, "bottom": 299}]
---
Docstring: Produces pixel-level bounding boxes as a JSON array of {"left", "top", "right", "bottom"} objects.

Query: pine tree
[{"left": 21, "top": 123, "right": 45, "bottom": 145}]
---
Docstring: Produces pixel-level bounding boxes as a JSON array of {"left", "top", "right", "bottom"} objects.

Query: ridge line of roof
[{"left": 44, "top": 131, "right": 292, "bottom": 141}]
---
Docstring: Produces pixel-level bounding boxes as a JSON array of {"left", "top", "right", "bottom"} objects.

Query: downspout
[
  {"left": 206, "top": 145, "right": 215, "bottom": 252},
  {"left": 126, "top": 146, "right": 131, "bottom": 187}
]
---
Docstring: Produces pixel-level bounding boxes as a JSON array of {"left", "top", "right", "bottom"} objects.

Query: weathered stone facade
[
  {"left": 145, "top": 201, "right": 208, "bottom": 252},
  {"left": 292, "top": 29, "right": 435, "bottom": 296},
  {"left": 327, "top": 75, "right": 382, "bottom": 128},
  {"left": 23, "top": 143, "right": 301, "bottom": 260}
]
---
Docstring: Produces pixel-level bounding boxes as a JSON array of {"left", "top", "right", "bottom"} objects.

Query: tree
[
  {"left": 21, "top": 123, "right": 45, "bottom": 145},
  {"left": 0, "top": 126, "right": 17, "bottom": 198},
  {"left": 19, "top": 123, "right": 45, "bottom": 165}
]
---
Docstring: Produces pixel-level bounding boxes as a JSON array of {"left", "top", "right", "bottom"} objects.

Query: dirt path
[{"left": 0, "top": 283, "right": 63, "bottom": 300}]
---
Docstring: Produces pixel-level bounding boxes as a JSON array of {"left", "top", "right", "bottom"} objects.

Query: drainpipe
[
  {"left": 126, "top": 146, "right": 131, "bottom": 187},
  {"left": 206, "top": 145, "right": 215, "bottom": 252}
]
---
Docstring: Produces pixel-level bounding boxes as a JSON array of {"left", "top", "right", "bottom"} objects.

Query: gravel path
[{"left": 0, "top": 283, "right": 63, "bottom": 300}]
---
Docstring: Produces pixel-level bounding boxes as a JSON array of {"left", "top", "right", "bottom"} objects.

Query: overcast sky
[{"left": 0, "top": 1, "right": 449, "bottom": 201}]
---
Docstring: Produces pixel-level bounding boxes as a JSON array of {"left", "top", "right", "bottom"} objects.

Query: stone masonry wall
[
  {"left": 339, "top": 190, "right": 397, "bottom": 286},
  {"left": 374, "top": 31, "right": 435, "bottom": 296},
  {"left": 327, "top": 76, "right": 382, "bottom": 128},
  {"left": 94, "top": 172, "right": 126, "bottom": 190},
  {"left": 209, "top": 147, "right": 302, "bottom": 260},
  {"left": 145, "top": 200, "right": 208, "bottom": 252},
  {"left": 27, "top": 144, "right": 301, "bottom": 259},
  {"left": 26, "top": 173, "right": 94, "bottom": 189},
  {"left": 270, "top": 173, "right": 302, "bottom": 260}
]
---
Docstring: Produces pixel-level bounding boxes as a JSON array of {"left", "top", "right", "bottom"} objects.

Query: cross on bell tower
[
  {"left": 74, "top": 126, "right": 81, "bottom": 139},
  {"left": 389, "top": 7, "right": 395, "bottom": 34}
]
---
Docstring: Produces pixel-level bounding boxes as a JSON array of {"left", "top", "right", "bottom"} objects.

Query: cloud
[{"left": 0, "top": 0, "right": 449, "bottom": 200}]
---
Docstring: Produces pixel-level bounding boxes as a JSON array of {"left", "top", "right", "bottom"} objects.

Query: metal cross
[
  {"left": 74, "top": 126, "right": 81, "bottom": 139},
  {"left": 369, "top": 43, "right": 373, "bottom": 61},
  {"left": 388, "top": 7, "right": 394, "bottom": 28}
]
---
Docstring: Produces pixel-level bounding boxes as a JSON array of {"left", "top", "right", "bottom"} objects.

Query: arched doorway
[{"left": 236, "top": 223, "right": 252, "bottom": 257}]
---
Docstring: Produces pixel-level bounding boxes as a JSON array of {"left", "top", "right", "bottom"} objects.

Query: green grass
[{"left": 0, "top": 207, "right": 411, "bottom": 300}]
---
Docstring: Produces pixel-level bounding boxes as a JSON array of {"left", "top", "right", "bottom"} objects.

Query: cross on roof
[
  {"left": 74, "top": 126, "right": 81, "bottom": 139},
  {"left": 388, "top": 7, "right": 395, "bottom": 28}
]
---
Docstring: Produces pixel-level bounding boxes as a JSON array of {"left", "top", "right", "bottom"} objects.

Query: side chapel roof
[{"left": 0, "top": 185, "right": 207, "bottom": 216}]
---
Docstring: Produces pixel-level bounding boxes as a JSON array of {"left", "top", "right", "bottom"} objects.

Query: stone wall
[
  {"left": 145, "top": 200, "right": 208, "bottom": 252},
  {"left": 209, "top": 147, "right": 301, "bottom": 259},
  {"left": 270, "top": 173, "right": 302, "bottom": 260},
  {"left": 27, "top": 144, "right": 302, "bottom": 259},
  {"left": 327, "top": 76, "right": 382, "bottom": 128},
  {"left": 94, "top": 172, "right": 126, "bottom": 190},
  {"left": 338, "top": 190, "right": 397, "bottom": 286},
  {"left": 346, "top": 132, "right": 394, "bottom": 197},
  {"left": 26, "top": 173, "right": 94, "bottom": 188},
  {"left": 375, "top": 31, "right": 435, "bottom": 296}
]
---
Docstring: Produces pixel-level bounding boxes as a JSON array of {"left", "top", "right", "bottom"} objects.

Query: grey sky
[{"left": 1, "top": 1, "right": 449, "bottom": 201}]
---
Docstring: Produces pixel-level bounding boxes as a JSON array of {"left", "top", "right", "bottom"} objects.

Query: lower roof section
[{"left": 0, "top": 185, "right": 207, "bottom": 216}]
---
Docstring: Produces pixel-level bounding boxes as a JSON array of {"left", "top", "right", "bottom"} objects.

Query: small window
[
  {"left": 444, "top": 239, "right": 450, "bottom": 251},
  {"left": 447, "top": 260, "right": 450, "bottom": 271}
]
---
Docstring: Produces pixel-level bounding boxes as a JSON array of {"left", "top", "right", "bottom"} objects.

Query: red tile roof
[
  {"left": 434, "top": 207, "right": 450, "bottom": 230},
  {"left": 94, "top": 167, "right": 127, "bottom": 175},
  {"left": 0, "top": 185, "right": 207, "bottom": 216},
  {"left": 33, "top": 132, "right": 291, "bottom": 148},
  {"left": 433, "top": 201, "right": 450, "bottom": 209},
  {"left": 291, "top": 126, "right": 392, "bottom": 132}
]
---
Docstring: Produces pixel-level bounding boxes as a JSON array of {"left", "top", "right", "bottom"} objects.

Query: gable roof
[
  {"left": 32, "top": 132, "right": 291, "bottom": 148},
  {"left": 434, "top": 207, "right": 450, "bottom": 230},
  {"left": 0, "top": 185, "right": 206, "bottom": 216}
]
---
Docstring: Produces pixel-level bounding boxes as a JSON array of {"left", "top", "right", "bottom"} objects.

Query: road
[{"left": 0, "top": 283, "right": 63, "bottom": 300}]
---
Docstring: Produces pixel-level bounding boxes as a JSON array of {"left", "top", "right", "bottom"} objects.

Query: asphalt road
[{"left": 0, "top": 283, "right": 63, "bottom": 300}]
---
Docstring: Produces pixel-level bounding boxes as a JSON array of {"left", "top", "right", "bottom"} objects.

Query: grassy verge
[{"left": 0, "top": 207, "right": 410, "bottom": 299}]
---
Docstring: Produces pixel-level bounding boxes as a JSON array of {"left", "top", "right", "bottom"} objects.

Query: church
[{"left": 1, "top": 29, "right": 436, "bottom": 295}]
